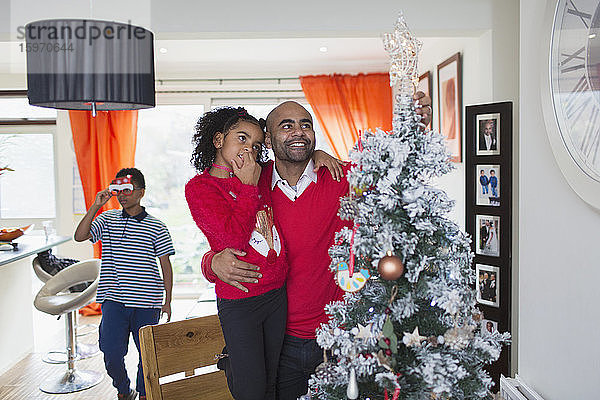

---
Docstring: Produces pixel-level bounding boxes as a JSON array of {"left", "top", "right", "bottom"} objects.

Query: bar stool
[
  {"left": 32, "top": 256, "right": 100, "bottom": 363},
  {"left": 34, "top": 259, "right": 103, "bottom": 393}
]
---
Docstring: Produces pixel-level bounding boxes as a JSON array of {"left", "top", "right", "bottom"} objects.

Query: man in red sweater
[{"left": 202, "top": 98, "right": 431, "bottom": 399}]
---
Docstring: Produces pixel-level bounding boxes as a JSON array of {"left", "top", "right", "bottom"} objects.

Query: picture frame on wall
[
  {"left": 475, "top": 215, "right": 500, "bottom": 257},
  {"left": 418, "top": 71, "right": 433, "bottom": 129},
  {"left": 476, "top": 264, "right": 500, "bottom": 308},
  {"left": 437, "top": 52, "right": 462, "bottom": 162},
  {"left": 476, "top": 164, "right": 500, "bottom": 206},
  {"left": 482, "top": 319, "right": 498, "bottom": 334},
  {"left": 476, "top": 113, "right": 501, "bottom": 156}
]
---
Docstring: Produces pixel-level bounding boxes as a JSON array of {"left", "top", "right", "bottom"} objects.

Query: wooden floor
[
  {"left": 0, "top": 299, "right": 211, "bottom": 400},
  {"left": 0, "top": 314, "right": 139, "bottom": 400}
]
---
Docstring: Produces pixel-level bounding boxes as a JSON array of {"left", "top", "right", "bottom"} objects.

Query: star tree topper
[{"left": 383, "top": 13, "right": 423, "bottom": 94}]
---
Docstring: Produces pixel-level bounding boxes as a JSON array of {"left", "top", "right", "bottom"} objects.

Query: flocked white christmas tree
[{"left": 307, "top": 14, "right": 509, "bottom": 400}]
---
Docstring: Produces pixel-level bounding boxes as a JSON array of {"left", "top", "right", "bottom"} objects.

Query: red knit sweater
[
  {"left": 185, "top": 170, "right": 287, "bottom": 300},
  {"left": 202, "top": 161, "right": 351, "bottom": 338}
]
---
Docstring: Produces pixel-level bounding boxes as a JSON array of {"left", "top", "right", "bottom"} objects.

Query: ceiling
[{"left": 0, "top": 0, "right": 499, "bottom": 83}]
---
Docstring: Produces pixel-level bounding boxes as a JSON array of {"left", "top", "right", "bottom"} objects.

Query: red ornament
[
  {"left": 377, "top": 251, "right": 405, "bottom": 280},
  {"left": 384, "top": 388, "right": 401, "bottom": 400},
  {"left": 267, "top": 249, "right": 277, "bottom": 264},
  {"left": 385, "top": 349, "right": 392, "bottom": 356},
  {"left": 384, "top": 338, "right": 391, "bottom": 346}
]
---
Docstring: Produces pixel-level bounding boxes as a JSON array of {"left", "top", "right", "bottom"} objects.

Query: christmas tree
[{"left": 307, "top": 15, "right": 509, "bottom": 400}]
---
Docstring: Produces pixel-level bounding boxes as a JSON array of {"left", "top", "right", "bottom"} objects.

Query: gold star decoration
[{"left": 402, "top": 326, "right": 427, "bottom": 347}]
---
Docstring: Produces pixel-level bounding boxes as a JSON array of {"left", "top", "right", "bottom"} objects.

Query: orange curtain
[
  {"left": 300, "top": 73, "right": 392, "bottom": 160},
  {"left": 69, "top": 110, "right": 138, "bottom": 257}
]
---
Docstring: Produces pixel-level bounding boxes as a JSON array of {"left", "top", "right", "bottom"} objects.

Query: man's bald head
[{"left": 265, "top": 101, "right": 312, "bottom": 134}]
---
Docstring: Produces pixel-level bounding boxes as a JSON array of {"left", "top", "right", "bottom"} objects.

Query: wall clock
[{"left": 542, "top": 0, "right": 600, "bottom": 210}]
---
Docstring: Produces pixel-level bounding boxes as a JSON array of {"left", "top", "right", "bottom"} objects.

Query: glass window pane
[
  {"left": 135, "top": 105, "right": 207, "bottom": 297},
  {"left": 0, "top": 133, "right": 56, "bottom": 218}
]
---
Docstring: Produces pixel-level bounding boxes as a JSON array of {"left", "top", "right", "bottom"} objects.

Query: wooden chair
[{"left": 139, "top": 314, "right": 233, "bottom": 400}]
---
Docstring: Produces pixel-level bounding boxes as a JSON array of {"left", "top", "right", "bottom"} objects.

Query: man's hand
[
  {"left": 414, "top": 91, "right": 432, "bottom": 127},
  {"left": 231, "top": 149, "right": 261, "bottom": 186},
  {"left": 212, "top": 248, "right": 262, "bottom": 293},
  {"left": 313, "top": 150, "right": 346, "bottom": 182}
]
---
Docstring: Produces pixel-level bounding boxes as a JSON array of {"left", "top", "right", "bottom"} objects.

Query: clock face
[{"left": 550, "top": 0, "right": 600, "bottom": 182}]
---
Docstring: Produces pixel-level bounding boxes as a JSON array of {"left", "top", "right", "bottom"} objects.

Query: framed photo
[
  {"left": 418, "top": 71, "right": 433, "bottom": 130},
  {"left": 475, "top": 215, "right": 500, "bottom": 257},
  {"left": 476, "top": 164, "right": 500, "bottom": 206},
  {"left": 476, "top": 113, "right": 501, "bottom": 156},
  {"left": 476, "top": 264, "right": 500, "bottom": 308},
  {"left": 437, "top": 52, "right": 462, "bottom": 162},
  {"left": 482, "top": 319, "right": 498, "bottom": 334}
]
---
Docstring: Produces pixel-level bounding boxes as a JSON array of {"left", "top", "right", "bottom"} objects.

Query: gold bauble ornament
[
  {"left": 377, "top": 251, "right": 405, "bottom": 280},
  {"left": 353, "top": 185, "right": 368, "bottom": 196}
]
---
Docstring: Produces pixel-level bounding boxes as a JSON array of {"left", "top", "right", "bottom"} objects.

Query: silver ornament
[{"left": 347, "top": 367, "right": 359, "bottom": 399}]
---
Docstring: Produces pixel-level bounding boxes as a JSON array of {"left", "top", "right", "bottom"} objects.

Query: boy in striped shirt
[{"left": 74, "top": 167, "right": 175, "bottom": 400}]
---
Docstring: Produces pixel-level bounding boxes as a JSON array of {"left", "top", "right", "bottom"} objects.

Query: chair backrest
[{"left": 139, "top": 314, "right": 233, "bottom": 400}]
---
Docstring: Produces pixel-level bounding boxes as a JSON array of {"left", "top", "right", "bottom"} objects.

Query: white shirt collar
[{"left": 271, "top": 159, "right": 317, "bottom": 190}]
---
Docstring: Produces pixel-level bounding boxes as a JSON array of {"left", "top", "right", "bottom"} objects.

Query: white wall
[
  {"left": 519, "top": 1, "right": 600, "bottom": 398},
  {"left": 422, "top": 35, "right": 493, "bottom": 230}
]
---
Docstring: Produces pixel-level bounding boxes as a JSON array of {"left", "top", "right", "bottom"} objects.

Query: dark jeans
[
  {"left": 217, "top": 286, "right": 287, "bottom": 400},
  {"left": 277, "top": 334, "right": 328, "bottom": 400},
  {"left": 99, "top": 300, "right": 160, "bottom": 396}
]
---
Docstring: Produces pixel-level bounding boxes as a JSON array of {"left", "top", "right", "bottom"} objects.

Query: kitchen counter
[{"left": 0, "top": 234, "right": 70, "bottom": 267}]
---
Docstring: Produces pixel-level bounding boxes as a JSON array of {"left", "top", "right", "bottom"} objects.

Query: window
[
  {"left": 0, "top": 93, "right": 57, "bottom": 220},
  {"left": 135, "top": 104, "right": 206, "bottom": 298},
  {"left": 0, "top": 131, "right": 56, "bottom": 218}
]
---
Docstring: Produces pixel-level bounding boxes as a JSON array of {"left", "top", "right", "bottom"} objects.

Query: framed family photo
[
  {"left": 482, "top": 319, "right": 498, "bottom": 334},
  {"left": 475, "top": 215, "right": 500, "bottom": 257},
  {"left": 476, "top": 113, "right": 501, "bottom": 156},
  {"left": 476, "top": 264, "right": 500, "bottom": 308},
  {"left": 437, "top": 52, "right": 462, "bottom": 163},
  {"left": 418, "top": 71, "right": 433, "bottom": 130},
  {"left": 476, "top": 164, "right": 500, "bottom": 206}
]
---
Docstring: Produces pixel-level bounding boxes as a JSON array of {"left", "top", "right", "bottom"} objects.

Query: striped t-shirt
[{"left": 90, "top": 207, "right": 175, "bottom": 308}]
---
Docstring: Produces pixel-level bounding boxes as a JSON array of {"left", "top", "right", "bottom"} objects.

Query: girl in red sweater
[{"left": 185, "top": 107, "right": 285, "bottom": 400}]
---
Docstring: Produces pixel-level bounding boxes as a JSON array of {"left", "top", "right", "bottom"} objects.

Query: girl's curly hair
[{"left": 190, "top": 107, "right": 267, "bottom": 172}]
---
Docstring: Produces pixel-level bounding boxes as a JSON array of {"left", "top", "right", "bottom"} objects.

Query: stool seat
[
  {"left": 33, "top": 257, "right": 101, "bottom": 364},
  {"left": 34, "top": 260, "right": 100, "bottom": 315}
]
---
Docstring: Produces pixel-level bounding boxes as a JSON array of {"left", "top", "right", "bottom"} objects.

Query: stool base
[
  {"left": 40, "top": 369, "right": 103, "bottom": 394},
  {"left": 42, "top": 343, "right": 100, "bottom": 364}
]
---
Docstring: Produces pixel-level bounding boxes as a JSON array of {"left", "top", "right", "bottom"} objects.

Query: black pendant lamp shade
[{"left": 25, "top": 19, "right": 155, "bottom": 112}]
